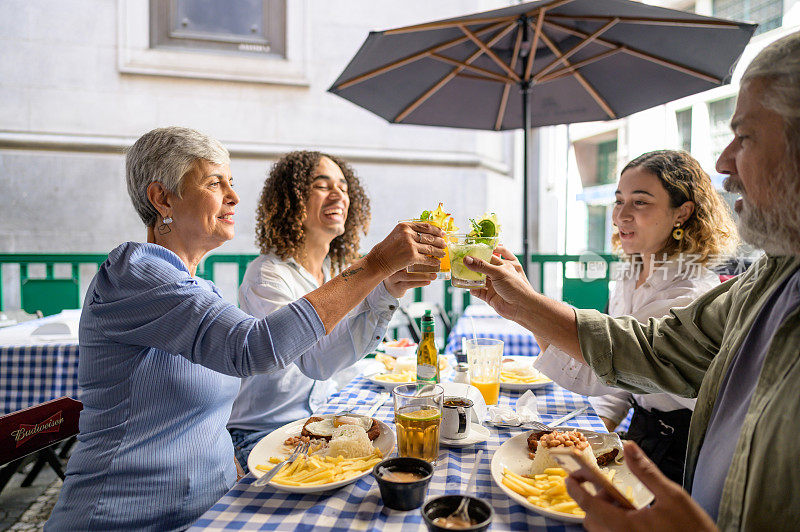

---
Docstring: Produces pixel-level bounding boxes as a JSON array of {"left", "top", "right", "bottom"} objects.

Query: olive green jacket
[{"left": 575, "top": 255, "right": 800, "bottom": 531}]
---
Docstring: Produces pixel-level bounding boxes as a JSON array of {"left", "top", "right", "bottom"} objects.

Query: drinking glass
[
  {"left": 393, "top": 383, "right": 443, "bottom": 463},
  {"left": 448, "top": 235, "right": 499, "bottom": 288},
  {"left": 403, "top": 219, "right": 451, "bottom": 280},
  {"left": 466, "top": 338, "right": 503, "bottom": 405}
]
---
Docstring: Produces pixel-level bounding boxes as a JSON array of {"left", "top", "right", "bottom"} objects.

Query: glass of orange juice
[
  {"left": 466, "top": 338, "right": 503, "bottom": 405},
  {"left": 404, "top": 218, "right": 452, "bottom": 280}
]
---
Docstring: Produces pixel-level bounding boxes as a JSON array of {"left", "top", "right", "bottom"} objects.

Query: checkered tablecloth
[
  {"left": 190, "top": 375, "right": 605, "bottom": 531},
  {"left": 0, "top": 311, "right": 81, "bottom": 415},
  {"left": 445, "top": 305, "right": 541, "bottom": 357}
]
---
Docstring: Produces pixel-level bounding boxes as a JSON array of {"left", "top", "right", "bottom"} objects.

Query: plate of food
[
  {"left": 368, "top": 354, "right": 449, "bottom": 390},
  {"left": 500, "top": 357, "right": 552, "bottom": 391},
  {"left": 490, "top": 427, "right": 653, "bottom": 523},
  {"left": 248, "top": 413, "right": 395, "bottom": 493},
  {"left": 381, "top": 338, "right": 418, "bottom": 357}
]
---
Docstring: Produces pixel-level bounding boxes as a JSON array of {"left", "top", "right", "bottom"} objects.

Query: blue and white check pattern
[
  {"left": 190, "top": 375, "right": 605, "bottom": 531},
  {"left": 0, "top": 343, "right": 80, "bottom": 415},
  {"left": 445, "top": 310, "right": 541, "bottom": 357}
]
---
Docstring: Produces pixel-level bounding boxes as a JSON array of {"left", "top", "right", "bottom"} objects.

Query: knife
[{"left": 365, "top": 392, "right": 390, "bottom": 418}]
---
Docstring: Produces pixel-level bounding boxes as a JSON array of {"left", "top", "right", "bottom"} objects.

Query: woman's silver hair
[
  {"left": 126, "top": 126, "right": 230, "bottom": 227},
  {"left": 741, "top": 31, "right": 800, "bottom": 174}
]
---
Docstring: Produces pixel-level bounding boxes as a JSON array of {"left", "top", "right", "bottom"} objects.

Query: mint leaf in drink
[{"left": 468, "top": 218, "right": 482, "bottom": 237}]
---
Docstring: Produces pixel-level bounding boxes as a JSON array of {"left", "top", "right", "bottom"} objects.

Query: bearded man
[{"left": 462, "top": 31, "right": 800, "bottom": 531}]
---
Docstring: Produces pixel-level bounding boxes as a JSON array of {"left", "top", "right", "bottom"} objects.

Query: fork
[
  {"left": 254, "top": 441, "right": 309, "bottom": 487},
  {"left": 487, "top": 406, "right": 588, "bottom": 431}
]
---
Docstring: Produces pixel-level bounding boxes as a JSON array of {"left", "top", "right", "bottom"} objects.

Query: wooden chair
[{"left": 0, "top": 397, "right": 82, "bottom": 493}]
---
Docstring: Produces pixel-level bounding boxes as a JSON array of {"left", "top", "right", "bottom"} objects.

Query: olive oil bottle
[{"left": 416, "top": 310, "right": 439, "bottom": 388}]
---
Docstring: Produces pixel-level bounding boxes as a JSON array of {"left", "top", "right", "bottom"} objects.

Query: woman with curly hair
[
  {"left": 227, "top": 151, "right": 434, "bottom": 469},
  {"left": 532, "top": 149, "right": 738, "bottom": 483}
]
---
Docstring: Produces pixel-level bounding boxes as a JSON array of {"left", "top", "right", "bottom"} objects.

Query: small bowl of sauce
[
  {"left": 422, "top": 495, "right": 493, "bottom": 531},
  {"left": 373, "top": 457, "right": 434, "bottom": 511}
]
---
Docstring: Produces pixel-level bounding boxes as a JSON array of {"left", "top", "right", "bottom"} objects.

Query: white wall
[{"left": 0, "top": 0, "right": 524, "bottom": 305}]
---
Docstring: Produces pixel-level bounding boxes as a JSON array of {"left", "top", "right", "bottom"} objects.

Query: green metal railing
[
  {"left": 0, "top": 252, "right": 618, "bottom": 318},
  {"left": 0, "top": 254, "right": 108, "bottom": 316}
]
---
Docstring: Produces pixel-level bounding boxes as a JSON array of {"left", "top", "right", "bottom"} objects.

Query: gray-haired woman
[{"left": 45, "top": 126, "right": 444, "bottom": 531}]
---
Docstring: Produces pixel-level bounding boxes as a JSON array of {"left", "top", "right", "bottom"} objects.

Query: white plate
[
  {"left": 490, "top": 429, "right": 653, "bottom": 523},
  {"left": 366, "top": 372, "right": 414, "bottom": 390},
  {"left": 440, "top": 423, "right": 490, "bottom": 447},
  {"left": 247, "top": 416, "right": 395, "bottom": 493},
  {"left": 500, "top": 356, "right": 552, "bottom": 391},
  {"left": 366, "top": 368, "right": 453, "bottom": 391}
]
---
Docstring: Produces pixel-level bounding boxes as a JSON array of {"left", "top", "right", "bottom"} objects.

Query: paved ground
[{"left": 1, "top": 463, "right": 60, "bottom": 531}]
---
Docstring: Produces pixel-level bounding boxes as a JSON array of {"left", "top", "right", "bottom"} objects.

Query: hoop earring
[
  {"left": 158, "top": 216, "right": 173, "bottom": 235},
  {"left": 672, "top": 221, "right": 684, "bottom": 241}
]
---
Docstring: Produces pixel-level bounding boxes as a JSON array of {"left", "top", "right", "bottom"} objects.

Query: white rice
[
  {"left": 530, "top": 442, "right": 596, "bottom": 475},
  {"left": 327, "top": 425, "right": 374, "bottom": 458}
]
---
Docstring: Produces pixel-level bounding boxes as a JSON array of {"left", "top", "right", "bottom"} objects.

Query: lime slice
[
  {"left": 477, "top": 219, "right": 497, "bottom": 237},
  {"left": 399, "top": 408, "right": 441, "bottom": 421}
]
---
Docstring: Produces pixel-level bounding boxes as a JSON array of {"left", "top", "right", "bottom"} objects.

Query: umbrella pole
[{"left": 521, "top": 80, "right": 531, "bottom": 278}]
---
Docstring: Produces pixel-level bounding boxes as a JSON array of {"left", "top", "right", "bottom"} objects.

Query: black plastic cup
[
  {"left": 372, "top": 457, "right": 434, "bottom": 511},
  {"left": 421, "top": 495, "right": 494, "bottom": 532}
]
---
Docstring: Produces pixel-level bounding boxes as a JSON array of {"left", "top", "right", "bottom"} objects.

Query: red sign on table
[{"left": 0, "top": 397, "right": 82, "bottom": 465}]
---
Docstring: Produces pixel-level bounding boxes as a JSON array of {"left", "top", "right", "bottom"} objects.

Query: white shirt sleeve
[
  {"left": 239, "top": 258, "right": 399, "bottom": 380},
  {"left": 533, "top": 345, "right": 620, "bottom": 396},
  {"left": 589, "top": 390, "right": 634, "bottom": 424}
]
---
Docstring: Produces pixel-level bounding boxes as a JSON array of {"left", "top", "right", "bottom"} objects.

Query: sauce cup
[
  {"left": 372, "top": 457, "right": 434, "bottom": 511},
  {"left": 421, "top": 495, "right": 493, "bottom": 531}
]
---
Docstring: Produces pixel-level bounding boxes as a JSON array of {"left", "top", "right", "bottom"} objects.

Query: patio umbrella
[{"left": 328, "top": 0, "right": 755, "bottom": 275}]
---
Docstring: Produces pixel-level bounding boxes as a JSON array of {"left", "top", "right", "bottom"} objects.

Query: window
[
  {"left": 713, "top": 0, "right": 782, "bottom": 35},
  {"left": 587, "top": 205, "right": 609, "bottom": 253},
  {"left": 676, "top": 108, "right": 692, "bottom": 153},
  {"left": 118, "top": 0, "right": 308, "bottom": 85},
  {"left": 709, "top": 97, "right": 735, "bottom": 162},
  {"left": 150, "top": 0, "right": 285, "bottom": 57},
  {"left": 596, "top": 140, "right": 617, "bottom": 185}
]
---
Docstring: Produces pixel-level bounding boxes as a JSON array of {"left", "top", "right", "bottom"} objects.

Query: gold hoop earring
[{"left": 672, "top": 222, "right": 684, "bottom": 241}]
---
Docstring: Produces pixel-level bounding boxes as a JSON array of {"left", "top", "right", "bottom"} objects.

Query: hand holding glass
[{"left": 448, "top": 235, "right": 499, "bottom": 288}]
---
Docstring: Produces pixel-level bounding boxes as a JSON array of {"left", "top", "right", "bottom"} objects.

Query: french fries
[
  {"left": 500, "top": 371, "right": 551, "bottom": 384},
  {"left": 373, "top": 371, "right": 415, "bottom": 383},
  {"left": 501, "top": 466, "right": 633, "bottom": 517},
  {"left": 257, "top": 448, "right": 384, "bottom": 486},
  {"left": 501, "top": 467, "right": 585, "bottom": 516}
]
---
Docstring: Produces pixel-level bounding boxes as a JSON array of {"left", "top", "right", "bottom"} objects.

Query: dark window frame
[{"left": 150, "top": 0, "right": 286, "bottom": 57}]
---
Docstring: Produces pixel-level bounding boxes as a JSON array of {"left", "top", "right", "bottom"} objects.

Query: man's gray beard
[{"left": 736, "top": 166, "right": 800, "bottom": 256}]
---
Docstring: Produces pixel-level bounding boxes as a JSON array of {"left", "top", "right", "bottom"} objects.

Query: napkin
[{"left": 486, "top": 390, "right": 544, "bottom": 424}]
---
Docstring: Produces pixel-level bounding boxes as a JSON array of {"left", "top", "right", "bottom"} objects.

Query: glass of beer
[
  {"left": 466, "top": 338, "right": 503, "bottom": 405},
  {"left": 393, "top": 384, "right": 443, "bottom": 463}
]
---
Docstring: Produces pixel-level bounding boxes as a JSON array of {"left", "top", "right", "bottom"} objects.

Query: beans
[{"left": 538, "top": 430, "right": 589, "bottom": 451}]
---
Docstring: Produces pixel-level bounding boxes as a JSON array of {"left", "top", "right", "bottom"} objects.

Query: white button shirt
[
  {"left": 227, "top": 252, "right": 399, "bottom": 431},
  {"left": 534, "top": 260, "right": 720, "bottom": 423}
]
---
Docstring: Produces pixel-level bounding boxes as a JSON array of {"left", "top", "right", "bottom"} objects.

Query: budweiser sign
[{"left": 10, "top": 411, "right": 64, "bottom": 447}]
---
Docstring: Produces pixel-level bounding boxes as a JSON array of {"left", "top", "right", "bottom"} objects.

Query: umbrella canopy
[{"left": 329, "top": 0, "right": 755, "bottom": 272}]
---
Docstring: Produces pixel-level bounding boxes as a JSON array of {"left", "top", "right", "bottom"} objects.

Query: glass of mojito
[
  {"left": 448, "top": 235, "right": 498, "bottom": 288},
  {"left": 448, "top": 213, "right": 500, "bottom": 289}
]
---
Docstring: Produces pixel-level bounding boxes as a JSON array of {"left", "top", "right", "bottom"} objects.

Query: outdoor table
[
  {"left": 190, "top": 374, "right": 604, "bottom": 531},
  {"left": 0, "top": 310, "right": 81, "bottom": 415},
  {"left": 445, "top": 304, "right": 540, "bottom": 357}
]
